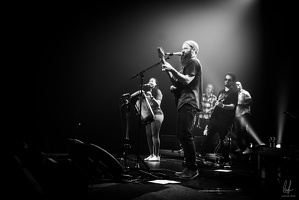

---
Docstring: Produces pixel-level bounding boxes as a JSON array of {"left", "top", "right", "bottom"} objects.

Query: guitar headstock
[{"left": 157, "top": 47, "right": 165, "bottom": 59}]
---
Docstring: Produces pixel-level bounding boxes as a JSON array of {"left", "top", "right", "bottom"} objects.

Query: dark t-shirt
[
  {"left": 211, "top": 88, "right": 238, "bottom": 126},
  {"left": 177, "top": 57, "right": 203, "bottom": 112}
]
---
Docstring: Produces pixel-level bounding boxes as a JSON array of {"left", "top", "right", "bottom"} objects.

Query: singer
[
  {"left": 142, "top": 77, "right": 164, "bottom": 162},
  {"left": 161, "top": 40, "right": 203, "bottom": 179}
]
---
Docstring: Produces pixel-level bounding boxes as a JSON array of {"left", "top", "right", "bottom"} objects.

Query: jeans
[
  {"left": 200, "top": 117, "right": 230, "bottom": 162},
  {"left": 176, "top": 104, "right": 198, "bottom": 171}
]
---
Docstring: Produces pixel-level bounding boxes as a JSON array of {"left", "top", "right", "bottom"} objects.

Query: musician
[
  {"left": 234, "top": 81, "right": 253, "bottom": 154},
  {"left": 196, "top": 84, "right": 217, "bottom": 133},
  {"left": 194, "top": 84, "right": 217, "bottom": 156},
  {"left": 161, "top": 40, "right": 203, "bottom": 180},
  {"left": 143, "top": 77, "right": 164, "bottom": 162},
  {"left": 199, "top": 72, "right": 238, "bottom": 168},
  {"left": 199, "top": 84, "right": 217, "bottom": 120}
]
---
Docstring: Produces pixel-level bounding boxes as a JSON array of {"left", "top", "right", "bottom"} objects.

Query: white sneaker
[
  {"left": 224, "top": 162, "right": 231, "bottom": 169},
  {"left": 148, "top": 155, "right": 160, "bottom": 162},
  {"left": 144, "top": 154, "right": 154, "bottom": 161}
]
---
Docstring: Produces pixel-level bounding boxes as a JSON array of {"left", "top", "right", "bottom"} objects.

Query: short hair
[
  {"left": 206, "top": 84, "right": 214, "bottom": 91},
  {"left": 225, "top": 72, "right": 237, "bottom": 82},
  {"left": 151, "top": 77, "right": 159, "bottom": 85}
]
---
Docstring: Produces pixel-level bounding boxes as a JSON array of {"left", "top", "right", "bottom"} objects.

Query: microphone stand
[{"left": 117, "top": 96, "right": 132, "bottom": 170}]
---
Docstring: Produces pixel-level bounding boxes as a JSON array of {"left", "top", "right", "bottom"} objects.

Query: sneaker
[
  {"left": 148, "top": 155, "right": 160, "bottom": 162},
  {"left": 144, "top": 154, "right": 154, "bottom": 161},
  {"left": 223, "top": 162, "right": 231, "bottom": 169},
  {"left": 242, "top": 148, "right": 252, "bottom": 154},
  {"left": 178, "top": 169, "right": 199, "bottom": 180},
  {"left": 175, "top": 168, "right": 188, "bottom": 176}
]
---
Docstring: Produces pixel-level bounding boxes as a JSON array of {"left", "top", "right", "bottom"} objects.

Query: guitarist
[
  {"left": 160, "top": 40, "right": 203, "bottom": 180},
  {"left": 199, "top": 72, "right": 238, "bottom": 168}
]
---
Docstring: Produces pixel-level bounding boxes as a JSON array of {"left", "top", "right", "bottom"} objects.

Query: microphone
[
  {"left": 165, "top": 52, "right": 183, "bottom": 56},
  {"left": 143, "top": 83, "right": 151, "bottom": 86}
]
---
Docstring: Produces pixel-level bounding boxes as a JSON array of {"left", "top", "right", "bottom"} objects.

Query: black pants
[
  {"left": 200, "top": 117, "right": 230, "bottom": 162},
  {"left": 176, "top": 104, "right": 198, "bottom": 171}
]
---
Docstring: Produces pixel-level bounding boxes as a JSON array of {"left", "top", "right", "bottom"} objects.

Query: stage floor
[
  {"left": 88, "top": 149, "right": 298, "bottom": 199},
  {"left": 8, "top": 143, "right": 298, "bottom": 199}
]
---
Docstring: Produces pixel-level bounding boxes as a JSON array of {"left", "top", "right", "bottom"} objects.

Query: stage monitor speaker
[{"left": 69, "top": 140, "right": 124, "bottom": 179}]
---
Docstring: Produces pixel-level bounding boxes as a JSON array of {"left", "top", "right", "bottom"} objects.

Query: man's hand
[
  {"left": 146, "top": 91, "right": 153, "bottom": 98},
  {"left": 162, "top": 61, "right": 175, "bottom": 72},
  {"left": 215, "top": 101, "right": 224, "bottom": 108}
]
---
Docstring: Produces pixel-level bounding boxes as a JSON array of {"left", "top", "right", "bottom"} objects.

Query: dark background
[{"left": 10, "top": 0, "right": 297, "bottom": 155}]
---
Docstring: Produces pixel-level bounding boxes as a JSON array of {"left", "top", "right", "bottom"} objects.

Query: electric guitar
[
  {"left": 157, "top": 47, "right": 183, "bottom": 106},
  {"left": 211, "top": 93, "right": 228, "bottom": 114},
  {"left": 203, "top": 93, "right": 227, "bottom": 135}
]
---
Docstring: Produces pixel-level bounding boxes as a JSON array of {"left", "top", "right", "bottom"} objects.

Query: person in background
[
  {"left": 196, "top": 83, "right": 217, "bottom": 157},
  {"left": 198, "top": 83, "right": 217, "bottom": 130},
  {"left": 199, "top": 72, "right": 238, "bottom": 168},
  {"left": 234, "top": 81, "right": 253, "bottom": 154}
]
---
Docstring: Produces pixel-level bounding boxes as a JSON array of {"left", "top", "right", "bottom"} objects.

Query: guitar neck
[
  {"left": 160, "top": 56, "right": 176, "bottom": 85},
  {"left": 158, "top": 47, "right": 180, "bottom": 106}
]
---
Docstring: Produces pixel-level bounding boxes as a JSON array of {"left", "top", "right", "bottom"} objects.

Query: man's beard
[{"left": 180, "top": 53, "right": 191, "bottom": 69}]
